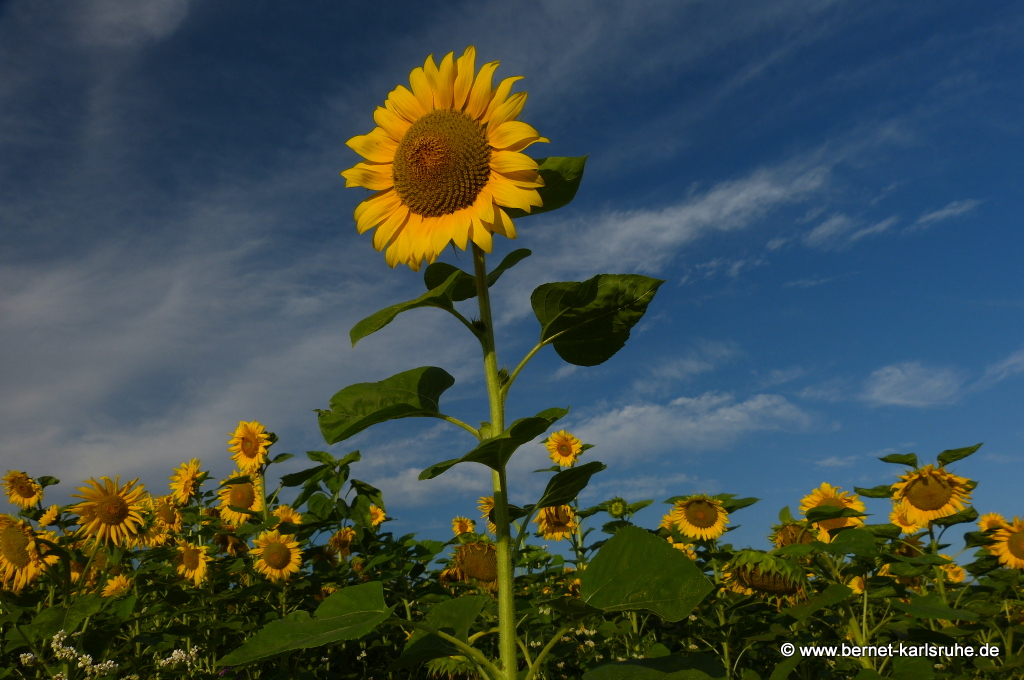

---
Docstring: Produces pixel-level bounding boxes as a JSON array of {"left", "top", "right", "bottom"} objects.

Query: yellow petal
[
  {"left": 386, "top": 85, "right": 426, "bottom": 123},
  {"left": 374, "top": 106, "right": 411, "bottom": 142},
  {"left": 408, "top": 67, "right": 434, "bottom": 114},
  {"left": 451, "top": 208, "right": 473, "bottom": 250},
  {"left": 488, "top": 120, "right": 548, "bottom": 151},
  {"left": 372, "top": 204, "right": 409, "bottom": 248},
  {"left": 341, "top": 162, "right": 393, "bottom": 191},
  {"left": 484, "top": 76, "right": 523, "bottom": 122},
  {"left": 465, "top": 61, "right": 500, "bottom": 120},
  {"left": 468, "top": 219, "right": 493, "bottom": 252},
  {"left": 487, "top": 92, "right": 527, "bottom": 128},
  {"left": 490, "top": 150, "right": 538, "bottom": 174},
  {"left": 489, "top": 174, "right": 542, "bottom": 212},
  {"left": 354, "top": 190, "right": 400, "bottom": 234},
  {"left": 432, "top": 52, "right": 455, "bottom": 110},
  {"left": 453, "top": 46, "right": 476, "bottom": 111},
  {"left": 489, "top": 206, "right": 517, "bottom": 239},
  {"left": 346, "top": 127, "right": 398, "bottom": 163},
  {"left": 471, "top": 186, "right": 495, "bottom": 224},
  {"left": 430, "top": 213, "right": 455, "bottom": 255},
  {"left": 496, "top": 168, "right": 545, "bottom": 188}
]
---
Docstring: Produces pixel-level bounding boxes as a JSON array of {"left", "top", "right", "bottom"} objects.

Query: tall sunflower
[
  {"left": 452, "top": 516, "right": 475, "bottom": 536},
  {"left": 670, "top": 495, "right": 729, "bottom": 541},
  {"left": 217, "top": 472, "right": 264, "bottom": 526},
  {"left": 328, "top": 527, "right": 358, "bottom": 559},
  {"left": 341, "top": 46, "right": 548, "bottom": 270},
  {"left": 989, "top": 517, "right": 1024, "bottom": 570},
  {"left": 251, "top": 530, "right": 302, "bottom": 584},
  {"left": 169, "top": 458, "right": 204, "bottom": 506},
  {"left": 70, "top": 476, "right": 147, "bottom": 547},
  {"left": 534, "top": 505, "right": 577, "bottom": 541},
  {"left": 890, "top": 502, "right": 924, "bottom": 534},
  {"left": 38, "top": 505, "right": 60, "bottom": 527},
  {"left": 454, "top": 541, "right": 498, "bottom": 583},
  {"left": 891, "top": 464, "right": 972, "bottom": 526},
  {"left": 799, "top": 483, "right": 865, "bottom": 541},
  {"left": 0, "top": 515, "right": 47, "bottom": 594},
  {"left": 101, "top": 574, "right": 133, "bottom": 598},
  {"left": 175, "top": 540, "right": 213, "bottom": 587},
  {"left": 228, "top": 421, "right": 272, "bottom": 473},
  {"left": 3, "top": 471, "right": 43, "bottom": 510},
  {"left": 368, "top": 505, "right": 387, "bottom": 528},
  {"left": 272, "top": 505, "right": 303, "bottom": 525},
  {"left": 978, "top": 512, "right": 1008, "bottom": 532},
  {"left": 478, "top": 495, "right": 497, "bottom": 534},
  {"left": 545, "top": 431, "right": 583, "bottom": 468}
]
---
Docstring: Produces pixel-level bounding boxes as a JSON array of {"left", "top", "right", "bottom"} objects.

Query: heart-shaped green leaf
[
  {"left": 936, "top": 442, "right": 982, "bottom": 467},
  {"left": 505, "top": 156, "right": 587, "bottom": 218},
  {"left": 351, "top": 271, "right": 465, "bottom": 346},
  {"left": 536, "top": 461, "right": 607, "bottom": 509},
  {"left": 422, "top": 249, "right": 532, "bottom": 302}
]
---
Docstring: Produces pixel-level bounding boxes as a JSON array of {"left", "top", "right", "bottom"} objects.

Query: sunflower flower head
[
  {"left": 217, "top": 472, "right": 264, "bottom": 526},
  {"left": 454, "top": 541, "right": 498, "bottom": 583},
  {"left": 670, "top": 495, "right": 729, "bottom": 541},
  {"left": 169, "top": 458, "right": 204, "bottom": 506},
  {"left": 368, "top": 505, "right": 387, "bottom": 528},
  {"left": 534, "top": 505, "right": 578, "bottom": 541},
  {"left": 978, "top": 512, "right": 1009, "bottom": 532},
  {"left": 890, "top": 464, "right": 972, "bottom": 526},
  {"left": 452, "top": 516, "right": 475, "bottom": 536},
  {"left": 227, "top": 421, "right": 272, "bottom": 473},
  {"left": 0, "top": 515, "right": 47, "bottom": 593},
  {"left": 175, "top": 540, "right": 213, "bottom": 587},
  {"left": 341, "top": 46, "right": 549, "bottom": 270},
  {"left": 799, "top": 483, "right": 866, "bottom": 542},
  {"left": 38, "top": 505, "right": 61, "bottom": 527},
  {"left": 769, "top": 521, "right": 816, "bottom": 548},
  {"left": 328, "top": 527, "right": 358, "bottom": 559},
  {"left": 989, "top": 517, "right": 1024, "bottom": 570},
  {"left": 890, "top": 502, "right": 925, "bottom": 534},
  {"left": 939, "top": 554, "right": 966, "bottom": 583},
  {"left": 272, "top": 505, "right": 303, "bottom": 525},
  {"left": 477, "top": 496, "right": 497, "bottom": 534},
  {"left": 3, "top": 471, "right": 43, "bottom": 510},
  {"left": 70, "top": 476, "right": 147, "bottom": 547},
  {"left": 101, "top": 574, "right": 133, "bottom": 598},
  {"left": 252, "top": 529, "right": 303, "bottom": 584},
  {"left": 545, "top": 431, "right": 583, "bottom": 468}
]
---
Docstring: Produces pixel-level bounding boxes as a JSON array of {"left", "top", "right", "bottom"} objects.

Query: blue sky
[{"left": 2, "top": 0, "right": 1022, "bottom": 551}]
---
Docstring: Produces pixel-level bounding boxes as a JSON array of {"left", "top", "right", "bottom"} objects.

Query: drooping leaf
[
  {"left": 890, "top": 658, "right": 935, "bottom": 680},
  {"left": 532, "top": 274, "right": 664, "bottom": 366},
  {"left": 505, "top": 156, "right": 587, "bottom": 219},
  {"left": 853, "top": 484, "right": 893, "bottom": 499},
  {"left": 419, "top": 408, "right": 568, "bottom": 479},
  {"left": 804, "top": 505, "right": 866, "bottom": 524},
  {"left": 824, "top": 528, "right": 879, "bottom": 557},
  {"left": 216, "top": 582, "right": 394, "bottom": 666},
  {"left": 580, "top": 526, "right": 713, "bottom": 622},
  {"left": 423, "top": 249, "right": 532, "bottom": 302},
  {"left": 929, "top": 506, "right": 979, "bottom": 527},
  {"left": 879, "top": 453, "right": 918, "bottom": 468},
  {"left": 350, "top": 271, "right": 465, "bottom": 346},
  {"left": 536, "top": 461, "right": 607, "bottom": 509},
  {"left": 781, "top": 584, "right": 853, "bottom": 623},
  {"left": 890, "top": 593, "right": 978, "bottom": 621},
  {"left": 936, "top": 442, "right": 982, "bottom": 467},
  {"left": 390, "top": 596, "right": 490, "bottom": 670},
  {"left": 583, "top": 653, "right": 725, "bottom": 680},
  {"left": 318, "top": 367, "right": 455, "bottom": 445},
  {"left": 768, "top": 652, "right": 802, "bottom": 680}
]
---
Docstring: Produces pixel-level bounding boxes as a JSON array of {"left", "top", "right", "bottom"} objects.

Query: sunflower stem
[{"left": 472, "top": 244, "right": 517, "bottom": 680}]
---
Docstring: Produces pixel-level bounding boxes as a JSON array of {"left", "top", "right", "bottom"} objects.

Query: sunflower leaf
[
  {"left": 505, "top": 156, "right": 588, "bottom": 218},
  {"left": 879, "top": 452, "right": 918, "bottom": 468},
  {"left": 805, "top": 505, "right": 866, "bottom": 524},
  {"left": 536, "top": 461, "right": 607, "bottom": 509},
  {"left": 936, "top": 442, "right": 983, "bottom": 467},
  {"left": 215, "top": 582, "right": 394, "bottom": 666},
  {"left": 854, "top": 484, "right": 894, "bottom": 498},
  {"left": 781, "top": 583, "right": 854, "bottom": 623},
  {"left": 350, "top": 270, "right": 466, "bottom": 346},
  {"left": 317, "top": 367, "right": 456, "bottom": 445},
  {"left": 890, "top": 593, "right": 978, "bottom": 621},
  {"left": 391, "top": 595, "right": 491, "bottom": 670},
  {"left": 418, "top": 407, "right": 568, "bottom": 479},
  {"left": 583, "top": 653, "right": 726, "bottom": 680},
  {"left": 423, "top": 249, "right": 532, "bottom": 301},
  {"left": 580, "top": 526, "right": 714, "bottom": 622},
  {"left": 929, "top": 506, "right": 979, "bottom": 527},
  {"left": 532, "top": 274, "right": 664, "bottom": 366}
]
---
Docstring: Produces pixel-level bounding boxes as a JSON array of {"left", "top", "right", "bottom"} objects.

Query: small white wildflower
[
  {"left": 19, "top": 652, "right": 36, "bottom": 665},
  {"left": 556, "top": 662, "right": 565, "bottom": 669},
  {"left": 688, "top": 614, "right": 698, "bottom": 621},
  {"left": 689, "top": 644, "right": 699, "bottom": 650},
  {"left": 357, "top": 650, "right": 367, "bottom": 660},
  {"left": 77, "top": 654, "right": 94, "bottom": 668},
  {"left": 529, "top": 640, "right": 542, "bottom": 648},
  {"left": 53, "top": 674, "right": 67, "bottom": 680},
  {"left": 321, "top": 656, "right": 330, "bottom": 662},
  {"left": 616, "top": 656, "right": 626, "bottom": 662},
  {"left": 584, "top": 640, "right": 595, "bottom": 648},
  {"left": 595, "top": 654, "right": 603, "bottom": 660},
  {"left": 561, "top": 636, "right": 572, "bottom": 642}
]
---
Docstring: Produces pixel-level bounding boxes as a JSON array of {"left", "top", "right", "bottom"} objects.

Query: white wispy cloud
[
  {"left": 906, "top": 199, "right": 982, "bottom": 232},
  {"left": 860, "top": 361, "right": 965, "bottom": 407},
  {"left": 783, "top": 276, "right": 834, "bottom": 288},
  {"left": 631, "top": 340, "right": 741, "bottom": 394},
  {"left": 971, "top": 345, "right": 1024, "bottom": 391},
  {"left": 814, "top": 455, "right": 860, "bottom": 468},
  {"left": 802, "top": 214, "right": 898, "bottom": 250}
]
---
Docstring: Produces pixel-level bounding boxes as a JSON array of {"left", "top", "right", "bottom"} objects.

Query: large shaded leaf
[
  {"left": 879, "top": 452, "right": 918, "bottom": 467},
  {"left": 580, "top": 526, "right": 713, "bottom": 622},
  {"left": 781, "top": 584, "right": 853, "bottom": 623},
  {"left": 419, "top": 408, "right": 568, "bottom": 479},
  {"left": 505, "top": 156, "right": 587, "bottom": 218},
  {"left": 936, "top": 442, "right": 982, "bottom": 466},
  {"left": 422, "top": 249, "right": 532, "bottom": 302},
  {"left": 891, "top": 594, "right": 978, "bottom": 621},
  {"left": 532, "top": 274, "right": 664, "bottom": 366},
  {"left": 853, "top": 484, "right": 893, "bottom": 499},
  {"left": 391, "top": 596, "right": 490, "bottom": 670},
  {"left": 216, "top": 582, "right": 394, "bottom": 666},
  {"left": 318, "top": 367, "right": 455, "bottom": 445},
  {"left": 350, "top": 271, "right": 464, "bottom": 346},
  {"left": 536, "top": 461, "right": 607, "bottom": 508},
  {"left": 584, "top": 653, "right": 725, "bottom": 680},
  {"left": 930, "top": 506, "right": 978, "bottom": 527}
]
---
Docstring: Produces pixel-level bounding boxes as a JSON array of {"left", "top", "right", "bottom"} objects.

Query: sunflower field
[{"left": 2, "top": 46, "right": 1022, "bottom": 680}]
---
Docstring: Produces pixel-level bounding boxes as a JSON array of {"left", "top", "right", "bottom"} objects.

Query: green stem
[
  {"left": 433, "top": 413, "right": 482, "bottom": 438},
  {"left": 472, "top": 244, "right": 517, "bottom": 680},
  {"left": 394, "top": 619, "right": 503, "bottom": 680},
  {"left": 523, "top": 626, "right": 572, "bottom": 680}
]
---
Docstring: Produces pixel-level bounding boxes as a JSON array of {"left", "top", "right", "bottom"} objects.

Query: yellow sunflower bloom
[
  {"left": 666, "top": 535, "right": 697, "bottom": 560},
  {"left": 799, "top": 483, "right": 865, "bottom": 541},
  {"left": 847, "top": 575, "right": 866, "bottom": 595},
  {"left": 368, "top": 505, "right": 387, "bottom": 527},
  {"left": 0, "top": 515, "right": 48, "bottom": 594},
  {"left": 272, "top": 505, "right": 303, "bottom": 524},
  {"left": 478, "top": 495, "right": 497, "bottom": 534},
  {"left": 153, "top": 495, "right": 183, "bottom": 533},
  {"left": 251, "top": 529, "right": 302, "bottom": 584},
  {"left": 169, "top": 458, "right": 204, "bottom": 506},
  {"left": 545, "top": 431, "right": 583, "bottom": 468},
  {"left": 217, "top": 472, "right": 264, "bottom": 526},
  {"left": 227, "top": 421, "right": 272, "bottom": 473},
  {"left": 101, "top": 574, "right": 133, "bottom": 598},
  {"left": 174, "top": 540, "right": 213, "bottom": 587},
  {"left": 890, "top": 502, "right": 924, "bottom": 534},
  {"left": 534, "top": 505, "right": 577, "bottom": 541},
  {"left": 939, "top": 554, "right": 966, "bottom": 583},
  {"left": 978, "top": 512, "right": 1009, "bottom": 532},
  {"left": 891, "top": 464, "right": 972, "bottom": 526},
  {"left": 3, "top": 471, "right": 43, "bottom": 510},
  {"left": 70, "top": 476, "right": 147, "bottom": 547},
  {"left": 454, "top": 541, "right": 497, "bottom": 583},
  {"left": 452, "top": 516, "right": 475, "bottom": 536},
  {"left": 770, "top": 522, "right": 816, "bottom": 548},
  {"left": 38, "top": 505, "right": 60, "bottom": 527},
  {"left": 670, "top": 495, "right": 729, "bottom": 541},
  {"left": 989, "top": 517, "right": 1024, "bottom": 570},
  {"left": 341, "top": 46, "right": 549, "bottom": 270},
  {"left": 328, "top": 527, "right": 358, "bottom": 559}
]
